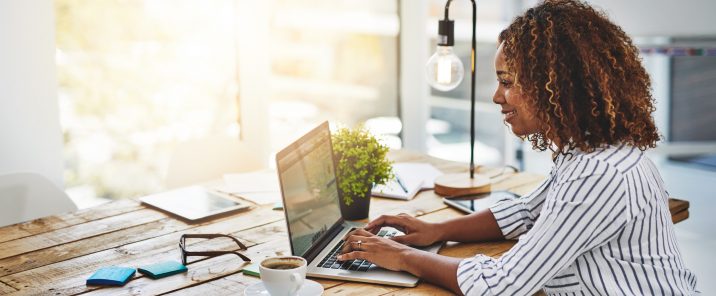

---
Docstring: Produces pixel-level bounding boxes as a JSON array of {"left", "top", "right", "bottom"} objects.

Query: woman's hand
[
  {"left": 364, "top": 213, "right": 443, "bottom": 246},
  {"left": 338, "top": 220, "right": 464, "bottom": 295},
  {"left": 338, "top": 228, "right": 417, "bottom": 271}
]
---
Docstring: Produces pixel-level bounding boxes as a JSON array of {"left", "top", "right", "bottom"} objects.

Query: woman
[{"left": 338, "top": 0, "right": 699, "bottom": 295}]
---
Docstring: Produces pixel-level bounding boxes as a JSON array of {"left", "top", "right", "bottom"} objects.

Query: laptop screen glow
[{"left": 277, "top": 126, "right": 342, "bottom": 257}]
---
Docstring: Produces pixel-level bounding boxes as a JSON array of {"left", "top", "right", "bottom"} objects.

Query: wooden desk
[{"left": 0, "top": 150, "right": 689, "bottom": 295}]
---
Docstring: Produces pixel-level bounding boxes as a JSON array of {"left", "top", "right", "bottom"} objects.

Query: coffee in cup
[
  {"left": 264, "top": 263, "right": 301, "bottom": 270},
  {"left": 259, "top": 256, "right": 307, "bottom": 296}
]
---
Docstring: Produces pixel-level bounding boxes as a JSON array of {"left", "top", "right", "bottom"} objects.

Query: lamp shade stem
[
  {"left": 469, "top": 0, "right": 477, "bottom": 179},
  {"left": 440, "top": 0, "right": 478, "bottom": 179}
]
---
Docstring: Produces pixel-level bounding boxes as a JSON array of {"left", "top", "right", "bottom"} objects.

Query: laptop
[{"left": 275, "top": 121, "right": 442, "bottom": 287}]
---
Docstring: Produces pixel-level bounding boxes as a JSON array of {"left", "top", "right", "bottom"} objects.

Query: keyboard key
[
  {"left": 357, "top": 264, "right": 371, "bottom": 272},
  {"left": 340, "top": 260, "right": 353, "bottom": 269}
]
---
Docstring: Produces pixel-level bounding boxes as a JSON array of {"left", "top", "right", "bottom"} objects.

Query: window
[
  {"left": 57, "top": 0, "right": 240, "bottom": 199},
  {"left": 56, "top": 1, "right": 399, "bottom": 201},
  {"left": 267, "top": 0, "right": 400, "bottom": 152}
]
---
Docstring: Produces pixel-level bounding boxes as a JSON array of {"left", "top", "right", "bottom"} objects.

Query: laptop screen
[{"left": 276, "top": 122, "right": 342, "bottom": 257}]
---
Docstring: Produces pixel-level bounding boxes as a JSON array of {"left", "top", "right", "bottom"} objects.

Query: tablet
[
  {"left": 443, "top": 191, "right": 519, "bottom": 214},
  {"left": 140, "top": 186, "right": 250, "bottom": 222}
]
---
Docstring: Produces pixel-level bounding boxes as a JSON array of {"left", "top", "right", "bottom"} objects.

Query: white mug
[{"left": 259, "top": 256, "right": 307, "bottom": 296}]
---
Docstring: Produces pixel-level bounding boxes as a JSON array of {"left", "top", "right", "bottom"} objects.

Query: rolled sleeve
[
  {"left": 457, "top": 255, "right": 495, "bottom": 296},
  {"left": 489, "top": 173, "right": 553, "bottom": 239},
  {"left": 490, "top": 200, "right": 533, "bottom": 240}
]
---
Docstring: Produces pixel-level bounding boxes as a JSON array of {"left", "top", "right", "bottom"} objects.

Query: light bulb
[{"left": 425, "top": 45, "right": 464, "bottom": 91}]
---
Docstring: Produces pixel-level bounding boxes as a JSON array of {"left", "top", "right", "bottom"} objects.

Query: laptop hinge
[{"left": 302, "top": 219, "right": 345, "bottom": 263}]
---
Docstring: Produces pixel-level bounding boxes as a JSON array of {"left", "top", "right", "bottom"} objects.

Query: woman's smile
[{"left": 502, "top": 109, "right": 517, "bottom": 122}]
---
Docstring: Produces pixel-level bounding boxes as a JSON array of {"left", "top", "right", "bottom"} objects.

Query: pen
[{"left": 395, "top": 176, "right": 409, "bottom": 193}]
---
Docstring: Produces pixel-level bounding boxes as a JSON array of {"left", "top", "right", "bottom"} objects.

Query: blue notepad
[
  {"left": 86, "top": 267, "right": 135, "bottom": 286},
  {"left": 138, "top": 261, "right": 188, "bottom": 279}
]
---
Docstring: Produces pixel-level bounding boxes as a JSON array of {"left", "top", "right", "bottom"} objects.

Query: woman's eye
[{"left": 498, "top": 79, "right": 512, "bottom": 88}]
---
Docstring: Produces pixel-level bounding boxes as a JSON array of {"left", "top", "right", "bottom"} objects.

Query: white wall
[
  {"left": 587, "top": 0, "right": 716, "bottom": 37},
  {"left": 521, "top": 0, "right": 716, "bottom": 37},
  {"left": 0, "top": 0, "right": 64, "bottom": 188}
]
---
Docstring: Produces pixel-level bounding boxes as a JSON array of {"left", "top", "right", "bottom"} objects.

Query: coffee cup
[{"left": 259, "top": 256, "right": 307, "bottom": 296}]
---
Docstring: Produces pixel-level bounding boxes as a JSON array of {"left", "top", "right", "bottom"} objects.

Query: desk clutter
[
  {"left": 212, "top": 163, "right": 442, "bottom": 204},
  {"left": 371, "top": 162, "right": 442, "bottom": 200},
  {"left": 87, "top": 233, "right": 248, "bottom": 287},
  {"left": 86, "top": 261, "right": 187, "bottom": 286}
]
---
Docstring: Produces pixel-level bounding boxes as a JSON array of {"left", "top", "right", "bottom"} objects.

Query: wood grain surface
[{"left": 0, "top": 150, "right": 690, "bottom": 295}]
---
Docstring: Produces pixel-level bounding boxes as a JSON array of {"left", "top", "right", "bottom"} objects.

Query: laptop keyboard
[{"left": 317, "top": 229, "right": 397, "bottom": 272}]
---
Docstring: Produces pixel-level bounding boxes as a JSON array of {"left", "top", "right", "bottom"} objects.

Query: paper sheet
[
  {"left": 213, "top": 171, "right": 282, "bottom": 205},
  {"left": 371, "top": 163, "right": 443, "bottom": 200},
  {"left": 392, "top": 163, "right": 443, "bottom": 189}
]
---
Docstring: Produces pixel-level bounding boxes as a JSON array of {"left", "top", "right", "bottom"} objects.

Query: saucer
[{"left": 244, "top": 279, "right": 324, "bottom": 296}]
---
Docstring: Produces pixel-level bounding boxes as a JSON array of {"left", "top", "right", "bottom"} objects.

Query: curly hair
[{"left": 499, "top": 0, "right": 660, "bottom": 155}]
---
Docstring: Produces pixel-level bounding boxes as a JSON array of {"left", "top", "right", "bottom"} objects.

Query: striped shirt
[{"left": 457, "top": 144, "right": 699, "bottom": 295}]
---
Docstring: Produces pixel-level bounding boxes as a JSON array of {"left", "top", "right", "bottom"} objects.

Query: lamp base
[{"left": 434, "top": 173, "right": 491, "bottom": 197}]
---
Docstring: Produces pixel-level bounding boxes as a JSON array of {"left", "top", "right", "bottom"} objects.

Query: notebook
[{"left": 372, "top": 163, "right": 443, "bottom": 200}]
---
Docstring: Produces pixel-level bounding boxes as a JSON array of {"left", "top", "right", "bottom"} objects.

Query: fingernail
[{"left": 337, "top": 255, "right": 343, "bottom": 260}]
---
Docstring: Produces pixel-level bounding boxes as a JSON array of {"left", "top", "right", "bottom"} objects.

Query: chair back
[{"left": 0, "top": 172, "right": 77, "bottom": 227}]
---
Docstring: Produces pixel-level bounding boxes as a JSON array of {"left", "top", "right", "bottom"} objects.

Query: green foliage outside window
[{"left": 332, "top": 125, "right": 393, "bottom": 206}]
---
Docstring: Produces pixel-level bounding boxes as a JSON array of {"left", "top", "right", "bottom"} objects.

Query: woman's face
[{"left": 493, "top": 42, "right": 541, "bottom": 136}]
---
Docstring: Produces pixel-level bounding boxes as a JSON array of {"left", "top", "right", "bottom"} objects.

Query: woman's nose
[{"left": 493, "top": 89, "right": 505, "bottom": 105}]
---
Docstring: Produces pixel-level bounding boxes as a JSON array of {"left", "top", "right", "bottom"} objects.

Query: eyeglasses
[{"left": 179, "top": 234, "right": 252, "bottom": 265}]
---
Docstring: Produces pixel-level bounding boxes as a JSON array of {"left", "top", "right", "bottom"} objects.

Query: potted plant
[{"left": 332, "top": 125, "right": 393, "bottom": 220}]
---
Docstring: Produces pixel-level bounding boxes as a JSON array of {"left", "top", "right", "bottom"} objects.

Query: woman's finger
[
  {"left": 344, "top": 227, "right": 375, "bottom": 240},
  {"left": 390, "top": 233, "right": 416, "bottom": 245},
  {"left": 351, "top": 240, "right": 373, "bottom": 252},
  {"left": 337, "top": 250, "right": 369, "bottom": 261},
  {"left": 342, "top": 228, "right": 358, "bottom": 240},
  {"left": 341, "top": 234, "right": 358, "bottom": 253},
  {"left": 364, "top": 215, "right": 390, "bottom": 232},
  {"left": 365, "top": 214, "right": 409, "bottom": 232},
  {"left": 351, "top": 228, "right": 375, "bottom": 237},
  {"left": 341, "top": 232, "right": 373, "bottom": 253}
]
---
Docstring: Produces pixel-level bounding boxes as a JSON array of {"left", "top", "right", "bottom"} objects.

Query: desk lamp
[{"left": 426, "top": 0, "right": 491, "bottom": 196}]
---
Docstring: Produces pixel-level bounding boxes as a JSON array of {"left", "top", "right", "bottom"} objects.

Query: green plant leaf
[{"left": 332, "top": 124, "right": 393, "bottom": 206}]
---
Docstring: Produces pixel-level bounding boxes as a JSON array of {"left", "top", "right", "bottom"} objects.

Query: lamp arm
[
  {"left": 443, "top": 0, "right": 478, "bottom": 179},
  {"left": 470, "top": 0, "right": 476, "bottom": 179}
]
